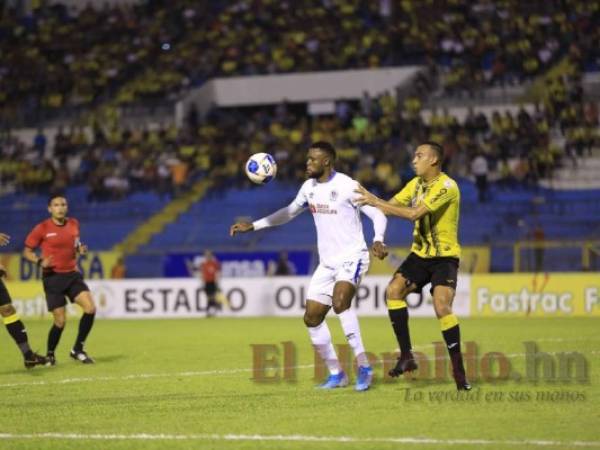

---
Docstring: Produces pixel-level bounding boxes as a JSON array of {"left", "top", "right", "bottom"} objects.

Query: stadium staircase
[
  {"left": 540, "top": 149, "right": 600, "bottom": 190},
  {"left": 113, "top": 178, "right": 213, "bottom": 256}
]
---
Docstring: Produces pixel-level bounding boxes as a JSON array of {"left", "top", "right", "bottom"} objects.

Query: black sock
[
  {"left": 442, "top": 324, "right": 466, "bottom": 375},
  {"left": 47, "top": 324, "right": 64, "bottom": 354},
  {"left": 5, "top": 320, "right": 32, "bottom": 356},
  {"left": 442, "top": 324, "right": 461, "bottom": 356},
  {"left": 388, "top": 306, "right": 412, "bottom": 355},
  {"left": 73, "top": 313, "right": 95, "bottom": 352}
]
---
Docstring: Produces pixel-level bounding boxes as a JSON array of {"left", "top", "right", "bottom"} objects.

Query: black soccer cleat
[
  {"left": 450, "top": 353, "right": 471, "bottom": 391},
  {"left": 457, "top": 381, "right": 472, "bottom": 391},
  {"left": 388, "top": 353, "right": 418, "bottom": 378},
  {"left": 70, "top": 349, "right": 95, "bottom": 364},
  {"left": 24, "top": 351, "right": 48, "bottom": 369},
  {"left": 45, "top": 352, "right": 56, "bottom": 367}
]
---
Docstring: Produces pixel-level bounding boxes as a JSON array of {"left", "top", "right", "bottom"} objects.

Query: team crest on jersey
[
  {"left": 330, "top": 190, "right": 338, "bottom": 201},
  {"left": 308, "top": 192, "right": 314, "bottom": 199}
]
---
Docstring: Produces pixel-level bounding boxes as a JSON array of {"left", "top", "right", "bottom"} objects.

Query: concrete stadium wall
[{"left": 175, "top": 66, "right": 425, "bottom": 125}]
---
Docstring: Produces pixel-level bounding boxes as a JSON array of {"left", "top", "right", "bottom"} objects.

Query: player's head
[
  {"left": 413, "top": 141, "right": 444, "bottom": 177},
  {"left": 306, "top": 141, "right": 336, "bottom": 179},
  {"left": 48, "top": 195, "right": 68, "bottom": 220}
]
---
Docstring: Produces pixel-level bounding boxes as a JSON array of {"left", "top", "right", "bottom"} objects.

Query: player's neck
[
  {"left": 421, "top": 170, "right": 442, "bottom": 184},
  {"left": 51, "top": 217, "right": 66, "bottom": 226},
  {"left": 317, "top": 169, "right": 335, "bottom": 183}
]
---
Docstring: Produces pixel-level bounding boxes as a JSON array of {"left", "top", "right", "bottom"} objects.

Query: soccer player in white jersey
[{"left": 230, "top": 141, "right": 388, "bottom": 391}]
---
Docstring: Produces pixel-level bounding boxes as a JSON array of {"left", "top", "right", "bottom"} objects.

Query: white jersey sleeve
[
  {"left": 359, "top": 204, "right": 387, "bottom": 243},
  {"left": 252, "top": 183, "right": 307, "bottom": 231}
]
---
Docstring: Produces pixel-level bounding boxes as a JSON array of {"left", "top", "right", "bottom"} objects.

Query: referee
[{"left": 23, "top": 195, "right": 96, "bottom": 365}]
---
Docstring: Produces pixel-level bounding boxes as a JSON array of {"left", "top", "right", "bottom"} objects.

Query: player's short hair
[
  {"left": 309, "top": 141, "right": 337, "bottom": 162},
  {"left": 48, "top": 194, "right": 66, "bottom": 205},
  {"left": 422, "top": 141, "right": 445, "bottom": 165}
]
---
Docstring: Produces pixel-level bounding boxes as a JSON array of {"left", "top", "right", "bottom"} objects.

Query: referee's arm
[{"left": 23, "top": 247, "right": 52, "bottom": 268}]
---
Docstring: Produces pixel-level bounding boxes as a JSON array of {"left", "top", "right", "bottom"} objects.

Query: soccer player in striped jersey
[
  {"left": 231, "top": 141, "right": 388, "bottom": 391},
  {"left": 355, "top": 142, "right": 471, "bottom": 390},
  {"left": 0, "top": 232, "right": 47, "bottom": 368}
]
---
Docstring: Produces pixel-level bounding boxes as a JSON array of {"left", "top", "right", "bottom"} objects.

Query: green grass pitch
[{"left": 0, "top": 317, "right": 598, "bottom": 450}]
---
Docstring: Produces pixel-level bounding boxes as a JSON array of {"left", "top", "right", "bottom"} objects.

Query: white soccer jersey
[
  {"left": 292, "top": 172, "right": 383, "bottom": 266},
  {"left": 252, "top": 172, "right": 387, "bottom": 267}
]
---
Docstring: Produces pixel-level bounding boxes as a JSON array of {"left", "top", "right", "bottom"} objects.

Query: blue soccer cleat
[
  {"left": 355, "top": 366, "right": 373, "bottom": 392},
  {"left": 318, "top": 371, "right": 349, "bottom": 389}
]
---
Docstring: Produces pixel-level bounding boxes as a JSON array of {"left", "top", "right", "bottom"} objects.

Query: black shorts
[
  {"left": 0, "top": 279, "right": 12, "bottom": 306},
  {"left": 42, "top": 271, "right": 90, "bottom": 311},
  {"left": 396, "top": 253, "right": 459, "bottom": 293},
  {"left": 204, "top": 281, "right": 217, "bottom": 297}
]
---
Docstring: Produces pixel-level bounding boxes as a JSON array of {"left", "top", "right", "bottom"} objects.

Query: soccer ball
[{"left": 245, "top": 152, "right": 277, "bottom": 184}]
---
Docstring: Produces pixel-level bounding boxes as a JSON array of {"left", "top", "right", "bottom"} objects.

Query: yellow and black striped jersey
[{"left": 393, "top": 173, "right": 461, "bottom": 259}]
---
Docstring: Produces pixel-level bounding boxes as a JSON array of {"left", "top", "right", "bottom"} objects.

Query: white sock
[
  {"left": 337, "top": 308, "right": 369, "bottom": 367},
  {"left": 307, "top": 321, "right": 341, "bottom": 375}
]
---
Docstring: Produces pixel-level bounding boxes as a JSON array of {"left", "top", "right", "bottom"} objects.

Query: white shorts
[{"left": 307, "top": 253, "right": 370, "bottom": 306}]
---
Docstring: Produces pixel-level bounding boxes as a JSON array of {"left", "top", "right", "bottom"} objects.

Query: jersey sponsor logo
[
  {"left": 308, "top": 203, "right": 338, "bottom": 215},
  {"left": 430, "top": 188, "right": 447, "bottom": 204},
  {"left": 45, "top": 233, "right": 57, "bottom": 237}
]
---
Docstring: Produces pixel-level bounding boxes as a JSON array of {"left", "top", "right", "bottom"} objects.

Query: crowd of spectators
[
  {"left": 1, "top": 0, "right": 598, "bottom": 125},
  {"left": 1, "top": 65, "right": 596, "bottom": 202}
]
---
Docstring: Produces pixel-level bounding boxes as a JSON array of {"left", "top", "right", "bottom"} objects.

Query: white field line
[
  {"left": 1, "top": 347, "right": 598, "bottom": 389},
  {"left": 0, "top": 433, "right": 599, "bottom": 447}
]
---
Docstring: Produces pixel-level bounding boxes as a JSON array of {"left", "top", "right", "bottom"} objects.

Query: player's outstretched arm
[
  {"left": 231, "top": 201, "right": 305, "bottom": 238},
  {"left": 0, "top": 232, "right": 10, "bottom": 246},
  {"left": 230, "top": 222, "right": 254, "bottom": 236},
  {"left": 354, "top": 184, "right": 428, "bottom": 222}
]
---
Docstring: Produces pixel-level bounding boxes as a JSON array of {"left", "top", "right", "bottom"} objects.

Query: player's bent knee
[
  {"left": 331, "top": 299, "right": 350, "bottom": 315},
  {"left": 386, "top": 281, "right": 410, "bottom": 300},
  {"left": 0, "top": 304, "right": 16, "bottom": 316},
  {"left": 433, "top": 298, "right": 453, "bottom": 317},
  {"left": 53, "top": 318, "right": 66, "bottom": 328},
  {"left": 82, "top": 301, "right": 96, "bottom": 315},
  {"left": 303, "top": 312, "right": 324, "bottom": 328}
]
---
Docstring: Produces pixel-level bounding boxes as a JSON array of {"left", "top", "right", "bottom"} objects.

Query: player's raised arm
[
  {"left": 230, "top": 200, "right": 306, "bottom": 237},
  {"left": 354, "top": 184, "right": 429, "bottom": 222}
]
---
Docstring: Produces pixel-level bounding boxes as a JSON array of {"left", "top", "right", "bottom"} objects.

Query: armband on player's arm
[{"left": 252, "top": 201, "right": 305, "bottom": 230}]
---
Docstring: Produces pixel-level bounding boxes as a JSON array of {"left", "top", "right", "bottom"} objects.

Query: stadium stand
[
  {"left": 0, "top": 0, "right": 598, "bottom": 276},
  {"left": 2, "top": 0, "right": 598, "bottom": 125}
]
